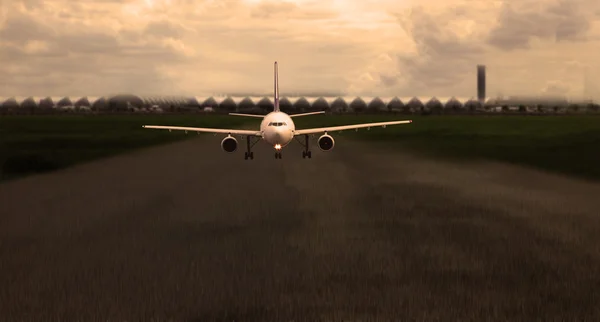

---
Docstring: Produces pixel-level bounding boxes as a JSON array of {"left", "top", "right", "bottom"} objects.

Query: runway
[{"left": 1, "top": 135, "right": 600, "bottom": 321}]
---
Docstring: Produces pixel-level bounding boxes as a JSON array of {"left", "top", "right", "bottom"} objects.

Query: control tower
[{"left": 477, "top": 65, "right": 486, "bottom": 103}]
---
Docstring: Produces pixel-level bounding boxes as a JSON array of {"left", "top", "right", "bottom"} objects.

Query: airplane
[{"left": 142, "top": 61, "right": 413, "bottom": 160}]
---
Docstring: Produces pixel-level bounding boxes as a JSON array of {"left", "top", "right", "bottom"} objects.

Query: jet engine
[
  {"left": 317, "top": 134, "right": 335, "bottom": 151},
  {"left": 221, "top": 135, "right": 238, "bottom": 153}
]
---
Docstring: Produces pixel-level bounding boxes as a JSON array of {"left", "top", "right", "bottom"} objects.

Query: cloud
[
  {"left": 0, "top": 1, "right": 195, "bottom": 96},
  {"left": 487, "top": 0, "right": 594, "bottom": 50},
  {"left": 1, "top": 0, "right": 599, "bottom": 100},
  {"left": 541, "top": 80, "right": 571, "bottom": 95},
  {"left": 143, "top": 20, "right": 187, "bottom": 39},
  {"left": 248, "top": 0, "right": 339, "bottom": 21},
  {"left": 358, "top": 0, "right": 600, "bottom": 98},
  {"left": 364, "top": 2, "right": 495, "bottom": 97}
]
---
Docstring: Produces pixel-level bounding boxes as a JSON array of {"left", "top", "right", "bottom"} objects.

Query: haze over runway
[{"left": 1, "top": 136, "right": 599, "bottom": 321}]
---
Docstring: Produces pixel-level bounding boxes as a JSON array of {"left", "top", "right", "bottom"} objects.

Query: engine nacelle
[
  {"left": 221, "top": 136, "right": 238, "bottom": 153},
  {"left": 317, "top": 134, "right": 335, "bottom": 151}
]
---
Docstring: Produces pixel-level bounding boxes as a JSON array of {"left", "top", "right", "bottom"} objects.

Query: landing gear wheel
[
  {"left": 275, "top": 152, "right": 282, "bottom": 159},
  {"left": 245, "top": 136, "right": 255, "bottom": 160},
  {"left": 300, "top": 134, "right": 312, "bottom": 159}
]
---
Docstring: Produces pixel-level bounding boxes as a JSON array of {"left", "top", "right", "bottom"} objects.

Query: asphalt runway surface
[{"left": 1, "top": 134, "right": 600, "bottom": 321}]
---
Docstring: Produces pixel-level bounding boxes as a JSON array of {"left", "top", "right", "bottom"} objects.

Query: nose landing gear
[{"left": 275, "top": 152, "right": 282, "bottom": 159}]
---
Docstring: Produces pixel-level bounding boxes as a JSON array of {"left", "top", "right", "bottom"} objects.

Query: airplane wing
[
  {"left": 142, "top": 125, "right": 262, "bottom": 136},
  {"left": 294, "top": 120, "right": 412, "bottom": 135}
]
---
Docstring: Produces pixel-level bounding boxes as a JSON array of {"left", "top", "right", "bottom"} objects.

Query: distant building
[
  {"left": 487, "top": 95, "right": 569, "bottom": 107},
  {"left": 477, "top": 65, "right": 486, "bottom": 103}
]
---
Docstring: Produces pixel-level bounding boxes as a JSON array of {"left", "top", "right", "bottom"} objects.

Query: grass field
[
  {"left": 293, "top": 114, "right": 600, "bottom": 182},
  {"left": 2, "top": 114, "right": 600, "bottom": 182},
  {"left": 0, "top": 115, "right": 253, "bottom": 181}
]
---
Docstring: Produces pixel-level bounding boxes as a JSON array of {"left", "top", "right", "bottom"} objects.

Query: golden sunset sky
[{"left": 1, "top": 0, "right": 599, "bottom": 99}]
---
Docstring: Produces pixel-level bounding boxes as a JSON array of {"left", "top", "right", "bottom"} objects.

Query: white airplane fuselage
[{"left": 260, "top": 111, "right": 295, "bottom": 150}]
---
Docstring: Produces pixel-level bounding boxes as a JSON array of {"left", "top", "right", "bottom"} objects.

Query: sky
[{"left": 1, "top": 0, "right": 599, "bottom": 99}]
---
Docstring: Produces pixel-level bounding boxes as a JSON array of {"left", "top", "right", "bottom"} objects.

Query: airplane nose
[
  {"left": 274, "top": 127, "right": 286, "bottom": 139},
  {"left": 272, "top": 127, "right": 291, "bottom": 143}
]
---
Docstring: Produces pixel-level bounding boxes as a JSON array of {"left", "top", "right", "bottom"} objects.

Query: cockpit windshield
[{"left": 268, "top": 122, "right": 287, "bottom": 127}]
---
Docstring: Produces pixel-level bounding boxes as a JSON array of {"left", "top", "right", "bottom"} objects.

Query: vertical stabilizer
[{"left": 274, "top": 61, "right": 280, "bottom": 112}]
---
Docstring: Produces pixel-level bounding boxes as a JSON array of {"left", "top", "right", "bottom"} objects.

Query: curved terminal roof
[{"left": 0, "top": 95, "right": 594, "bottom": 110}]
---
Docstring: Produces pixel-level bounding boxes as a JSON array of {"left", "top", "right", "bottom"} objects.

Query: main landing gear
[
  {"left": 244, "top": 135, "right": 259, "bottom": 160},
  {"left": 295, "top": 134, "right": 312, "bottom": 159}
]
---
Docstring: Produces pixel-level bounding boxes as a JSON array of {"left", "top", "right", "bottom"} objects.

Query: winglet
[{"left": 274, "top": 61, "right": 280, "bottom": 112}]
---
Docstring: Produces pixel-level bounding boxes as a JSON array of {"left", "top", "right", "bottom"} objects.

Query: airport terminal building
[
  {"left": 1, "top": 94, "right": 597, "bottom": 114},
  {"left": 1, "top": 66, "right": 597, "bottom": 114}
]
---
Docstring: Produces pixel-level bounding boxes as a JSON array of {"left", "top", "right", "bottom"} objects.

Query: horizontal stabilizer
[
  {"left": 228, "top": 113, "right": 265, "bottom": 118},
  {"left": 289, "top": 111, "right": 326, "bottom": 118}
]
